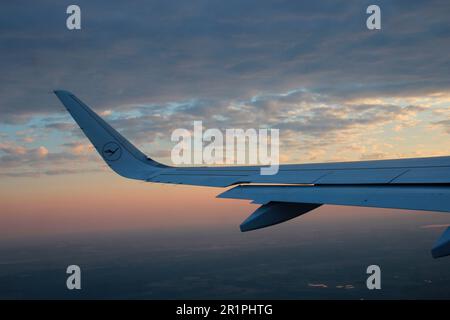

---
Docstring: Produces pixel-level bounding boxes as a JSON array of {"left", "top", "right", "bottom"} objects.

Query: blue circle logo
[{"left": 102, "top": 142, "right": 122, "bottom": 161}]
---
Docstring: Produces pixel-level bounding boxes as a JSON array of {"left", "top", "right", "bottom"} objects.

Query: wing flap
[
  {"left": 246, "top": 170, "right": 330, "bottom": 184},
  {"left": 218, "top": 185, "right": 450, "bottom": 213},
  {"left": 315, "top": 168, "right": 408, "bottom": 184},
  {"left": 391, "top": 167, "right": 450, "bottom": 184},
  {"left": 147, "top": 173, "right": 245, "bottom": 187}
]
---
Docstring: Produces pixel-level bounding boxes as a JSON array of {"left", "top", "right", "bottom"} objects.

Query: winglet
[{"left": 54, "top": 90, "right": 167, "bottom": 180}]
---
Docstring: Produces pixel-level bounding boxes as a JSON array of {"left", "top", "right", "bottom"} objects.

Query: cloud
[
  {"left": 0, "top": 168, "right": 99, "bottom": 178},
  {"left": 44, "top": 122, "right": 76, "bottom": 131},
  {"left": 37, "top": 146, "right": 49, "bottom": 157},
  {"left": 0, "top": 142, "right": 27, "bottom": 156},
  {"left": 432, "top": 120, "right": 450, "bottom": 134},
  {"left": 99, "top": 110, "right": 112, "bottom": 116},
  {"left": 62, "top": 141, "right": 94, "bottom": 155},
  {"left": 0, "top": 0, "right": 449, "bottom": 175},
  {"left": 0, "top": 0, "right": 449, "bottom": 123},
  {"left": 0, "top": 140, "right": 101, "bottom": 177},
  {"left": 22, "top": 136, "right": 35, "bottom": 143}
]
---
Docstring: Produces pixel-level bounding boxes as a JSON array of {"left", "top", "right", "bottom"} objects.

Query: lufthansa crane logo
[{"left": 102, "top": 142, "right": 122, "bottom": 161}]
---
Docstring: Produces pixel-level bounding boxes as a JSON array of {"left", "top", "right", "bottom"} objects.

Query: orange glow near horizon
[
  {"left": 2, "top": 170, "right": 448, "bottom": 242},
  {"left": 0, "top": 172, "right": 256, "bottom": 240}
]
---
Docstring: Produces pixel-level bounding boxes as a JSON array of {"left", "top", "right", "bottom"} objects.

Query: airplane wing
[{"left": 54, "top": 90, "right": 450, "bottom": 258}]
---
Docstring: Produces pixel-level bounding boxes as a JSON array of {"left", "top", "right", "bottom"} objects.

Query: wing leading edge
[{"left": 54, "top": 90, "right": 450, "bottom": 258}]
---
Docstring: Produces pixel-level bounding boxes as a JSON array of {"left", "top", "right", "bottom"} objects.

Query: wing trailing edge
[{"left": 218, "top": 185, "right": 450, "bottom": 213}]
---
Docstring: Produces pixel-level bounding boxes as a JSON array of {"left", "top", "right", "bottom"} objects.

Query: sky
[
  {"left": 0, "top": 0, "right": 450, "bottom": 298},
  {"left": 1, "top": 1, "right": 450, "bottom": 178}
]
